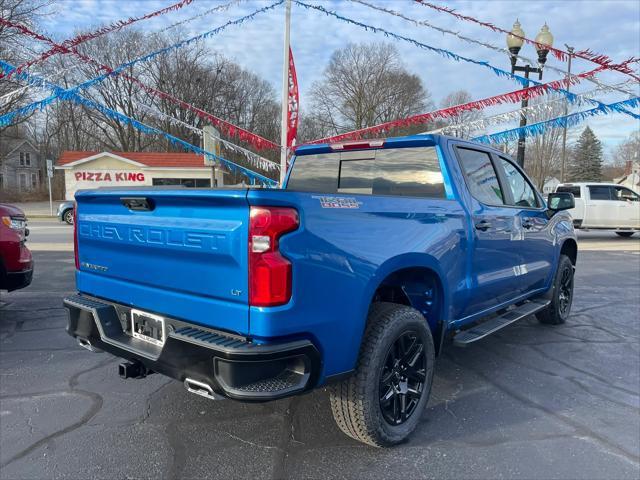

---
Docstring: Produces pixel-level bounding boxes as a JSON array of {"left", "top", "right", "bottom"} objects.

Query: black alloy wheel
[
  {"left": 379, "top": 330, "right": 427, "bottom": 425},
  {"left": 557, "top": 262, "right": 574, "bottom": 319},
  {"left": 329, "top": 302, "right": 435, "bottom": 446},
  {"left": 537, "top": 254, "right": 574, "bottom": 325}
]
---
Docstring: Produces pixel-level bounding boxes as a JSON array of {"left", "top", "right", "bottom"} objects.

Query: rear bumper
[
  {"left": 1, "top": 268, "right": 33, "bottom": 292},
  {"left": 63, "top": 294, "right": 321, "bottom": 401}
]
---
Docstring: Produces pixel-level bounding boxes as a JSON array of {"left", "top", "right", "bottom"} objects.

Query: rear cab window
[{"left": 287, "top": 147, "right": 446, "bottom": 198}]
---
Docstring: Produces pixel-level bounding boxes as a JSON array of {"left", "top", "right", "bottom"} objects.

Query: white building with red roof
[{"left": 56, "top": 151, "right": 231, "bottom": 200}]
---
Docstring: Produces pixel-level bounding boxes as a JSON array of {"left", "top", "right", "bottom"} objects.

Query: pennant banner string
[
  {"left": 0, "top": 64, "right": 85, "bottom": 105},
  {"left": 472, "top": 97, "right": 640, "bottom": 145},
  {"left": 4, "top": 0, "right": 196, "bottom": 76},
  {"left": 2, "top": 0, "right": 244, "bottom": 102},
  {"left": 153, "top": 0, "right": 244, "bottom": 37},
  {"left": 132, "top": 102, "right": 279, "bottom": 172},
  {"left": 0, "top": 60, "right": 278, "bottom": 187},
  {"left": 0, "top": 2, "right": 282, "bottom": 151},
  {"left": 414, "top": 1, "right": 640, "bottom": 81},
  {"left": 352, "top": 0, "right": 638, "bottom": 97},
  {"left": 305, "top": 63, "right": 623, "bottom": 145},
  {"left": 293, "top": 1, "right": 637, "bottom": 122},
  {"left": 427, "top": 80, "right": 640, "bottom": 135}
]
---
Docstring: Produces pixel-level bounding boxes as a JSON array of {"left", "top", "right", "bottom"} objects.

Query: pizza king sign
[{"left": 74, "top": 171, "right": 145, "bottom": 182}]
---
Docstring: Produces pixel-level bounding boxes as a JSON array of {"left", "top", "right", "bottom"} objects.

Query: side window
[
  {"left": 498, "top": 157, "right": 539, "bottom": 208},
  {"left": 456, "top": 147, "right": 504, "bottom": 205},
  {"left": 556, "top": 185, "right": 581, "bottom": 198},
  {"left": 588, "top": 185, "right": 613, "bottom": 200},
  {"left": 613, "top": 186, "right": 639, "bottom": 202}
]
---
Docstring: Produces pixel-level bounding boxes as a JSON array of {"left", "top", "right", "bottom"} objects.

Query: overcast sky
[{"left": 38, "top": 0, "right": 640, "bottom": 156}]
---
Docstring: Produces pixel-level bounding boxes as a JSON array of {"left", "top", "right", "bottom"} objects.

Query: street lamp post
[
  {"left": 506, "top": 21, "right": 554, "bottom": 169},
  {"left": 560, "top": 45, "right": 575, "bottom": 183}
]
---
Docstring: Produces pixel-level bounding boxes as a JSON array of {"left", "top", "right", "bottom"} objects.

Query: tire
[
  {"left": 537, "top": 255, "right": 574, "bottom": 325},
  {"left": 615, "top": 231, "right": 635, "bottom": 238},
  {"left": 63, "top": 209, "right": 74, "bottom": 225},
  {"left": 329, "top": 302, "right": 435, "bottom": 447}
]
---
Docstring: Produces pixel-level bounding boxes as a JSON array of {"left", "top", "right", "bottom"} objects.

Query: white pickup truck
[{"left": 555, "top": 182, "right": 640, "bottom": 237}]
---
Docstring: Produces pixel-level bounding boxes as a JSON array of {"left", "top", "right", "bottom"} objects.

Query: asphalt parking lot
[{"left": 1, "top": 220, "right": 639, "bottom": 479}]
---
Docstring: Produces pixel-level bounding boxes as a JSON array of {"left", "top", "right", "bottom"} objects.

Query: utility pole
[
  {"left": 279, "top": 0, "right": 292, "bottom": 187},
  {"left": 46, "top": 159, "right": 53, "bottom": 216},
  {"left": 560, "top": 45, "right": 574, "bottom": 183},
  {"left": 202, "top": 125, "right": 221, "bottom": 187}
]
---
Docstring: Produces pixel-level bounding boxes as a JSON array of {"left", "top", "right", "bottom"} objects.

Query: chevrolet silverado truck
[{"left": 64, "top": 134, "right": 577, "bottom": 446}]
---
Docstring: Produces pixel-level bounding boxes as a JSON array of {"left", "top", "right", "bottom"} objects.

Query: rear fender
[{"left": 363, "top": 253, "right": 449, "bottom": 349}]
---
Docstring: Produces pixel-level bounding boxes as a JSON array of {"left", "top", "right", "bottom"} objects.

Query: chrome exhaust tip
[
  {"left": 184, "top": 378, "right": 224, "bottom": 401},
  {"left": 77, "top": 337, "right": 102, "bottom": 353}
]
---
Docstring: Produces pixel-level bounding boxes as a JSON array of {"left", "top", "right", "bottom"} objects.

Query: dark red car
[{"left": 0, "top": 204, "right": 33, "bottom": 291}]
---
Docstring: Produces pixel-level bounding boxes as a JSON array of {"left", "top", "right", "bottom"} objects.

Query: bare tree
[
  {"left": 66, "top": 30, "right": 158, "bottom": 151},
  {"left": 0, "top": 0, "right": 53, "bottom": 135},
  {"left": 145, "top": 39, "right": 280, "bottom": 156},
  {"left": 523, "top": 94, "right": 566, "bottom": 189},
  {"left": 310, "top": 43, "right": 432, "bottom": 135},
  {"left": 612, "top": 130, "right": 640, "bottom": 167},
  {"left": 438, "top": 90, "right": 483, "bottom": 139}
]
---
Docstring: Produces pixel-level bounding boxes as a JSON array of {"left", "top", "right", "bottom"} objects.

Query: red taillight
[
  {"left": 330, "top": 139, "right": 385, "bottom": 151},
  {"left": 73, "top": 203, "right": 79, "bottom": 270},
  {"left": 249, "top": 206, "right": 299, "bottom": 307}
]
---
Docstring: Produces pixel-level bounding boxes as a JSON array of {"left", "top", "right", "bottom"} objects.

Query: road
[{"left": 1, "top": 220, "right": 639, "bottom": 479}]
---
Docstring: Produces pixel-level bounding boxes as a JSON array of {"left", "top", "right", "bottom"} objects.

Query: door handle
[
  {"left": 522, "top": 219, "right": 534, "bottom": 229},
  {"left": 475, "top": 220, "right": 491, "bottom": 231},
  {"left": 121, "top": 197, "right": 154, "bottom": 211}
]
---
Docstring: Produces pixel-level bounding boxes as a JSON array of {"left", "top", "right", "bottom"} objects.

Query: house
[
  {"left": 542, "top": 176, "right": 560, "bottom": 195},
  {"left": 56, "top": 151, "right": 234, "bottom": 200},
  {"left": 614, "top": 160, "right": 640, "bottom": 192},
  {"left": 0, "top": 138, "right": 43, "bottom": 193}
]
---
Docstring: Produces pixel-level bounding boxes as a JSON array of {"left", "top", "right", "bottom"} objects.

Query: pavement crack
[
  {"left": 138, "top": 379, "right": 172, "bottom": 425},
  {"left": 0, "top": 358, "right": 113, "bottom": 468},
  {"left": 224, "top": 432, "right": 282, "bottom": 450},
  {"left": 164, "top": 421, "right": 187, "bottom": 480},
  {"left": 271, "top": 397, "right": 302, "bottom": 480},
  {"left": 446, "top": 353, "right": 640, "bottom": 466},
  {"left": 528, "top": 344, "right": 639, "bottom": 397}
]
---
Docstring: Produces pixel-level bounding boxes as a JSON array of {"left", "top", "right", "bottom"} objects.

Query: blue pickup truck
[{"left": 64, "top": 134, "right": 577, "bottom": 446}]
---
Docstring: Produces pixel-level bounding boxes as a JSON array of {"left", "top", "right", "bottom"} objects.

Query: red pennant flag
[{"left": 287, "top": 47, "right": 299, "bottom": 148}]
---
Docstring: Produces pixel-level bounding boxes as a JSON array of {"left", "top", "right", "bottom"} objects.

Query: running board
[{"left": 453, "top": 299, "right": 550, "bottom": 347}]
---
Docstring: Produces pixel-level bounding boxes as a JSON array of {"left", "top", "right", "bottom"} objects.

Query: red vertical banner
[{"left": 286, "top": 47, "right": 299, "bottom": 148}]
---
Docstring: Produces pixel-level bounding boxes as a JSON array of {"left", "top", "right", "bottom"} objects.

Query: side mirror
[{"left": 547, "top": 192, "right": 575, "bottom": 212}]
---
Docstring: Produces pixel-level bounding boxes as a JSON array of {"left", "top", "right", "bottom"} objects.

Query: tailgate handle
[{"left": 121, "top": 197, "right": 154, "bottom": 211}]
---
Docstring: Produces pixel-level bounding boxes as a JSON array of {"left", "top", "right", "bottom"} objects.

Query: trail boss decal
[{"left": 313, "top": 196, "right": 362, "bottom": 209}]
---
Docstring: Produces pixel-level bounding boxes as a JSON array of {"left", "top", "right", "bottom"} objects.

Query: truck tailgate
[{"left": 75, "top": 189, "right": 250, "bottom": 335}]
